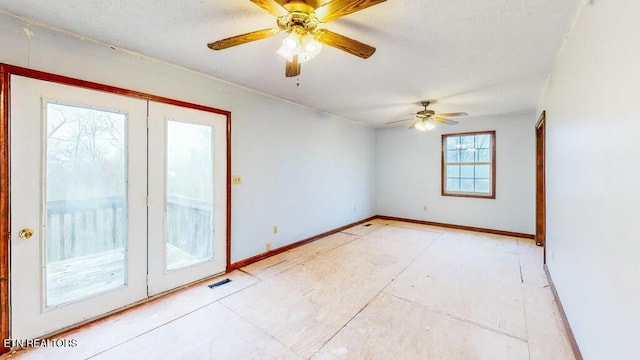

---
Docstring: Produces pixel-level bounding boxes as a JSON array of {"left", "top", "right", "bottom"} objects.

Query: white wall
[
  {"left": 0, "top": 13, "right": 376, "bottom": 263},
  {"left": 537, "top": 0, "right": 640, "bottom": 358},
  {"left": 376, "top": 114, "right": 535, "bottom": 235}
]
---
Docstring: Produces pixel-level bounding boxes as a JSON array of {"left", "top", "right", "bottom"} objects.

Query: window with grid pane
[{"left": 442, "top": 131, "right": 495, "bottom": 198}]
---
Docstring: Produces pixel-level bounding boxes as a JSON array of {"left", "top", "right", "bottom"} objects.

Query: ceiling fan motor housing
[
  {"left": 416, "top": 101, "right": 434, "bottom": 118},
  {"left": 417, "top": 109, "right": 435, "bottom": 118},
  {"left": 283, "top": 0, "right": 315, "bottom": 14},
  {"left": 278, "top": 11, "right": 319, "bottom": 33}
]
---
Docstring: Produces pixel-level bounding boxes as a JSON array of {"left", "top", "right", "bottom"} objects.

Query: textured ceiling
[{"left": 0, "top": 0, "right": 582, "bottom": 126}]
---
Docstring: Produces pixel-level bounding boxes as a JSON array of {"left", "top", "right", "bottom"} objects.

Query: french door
[
  {"left": 9, "top": 75, "right": 226, "bottom": 339},
  {"left": 147, "top": 102, "right": 226, "bottom": 295}
]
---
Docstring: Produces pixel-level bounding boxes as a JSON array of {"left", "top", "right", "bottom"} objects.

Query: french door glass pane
[
  {"left": 166, "top": 121, "right": 214, "bottom": 271},
  {"left": 45, "top": 103, "right": 127, "bottom": 307}
]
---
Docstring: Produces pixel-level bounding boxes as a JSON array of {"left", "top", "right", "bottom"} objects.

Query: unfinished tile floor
[{"left": 4, "top": 219, "right": 575, "bottom": 360}]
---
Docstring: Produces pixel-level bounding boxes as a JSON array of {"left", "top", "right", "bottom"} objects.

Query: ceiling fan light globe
[
  {"left": 284, "top": 34, "right": 300, "bottom": 50},
  {"left": 306, "top": 41, "right": 320, "bottom": 53},
  {"left": 276, "top": 45, "right": 295, "bottom": 61},
  {"left": 277, "top": 33, "right": 302, "bottom": 60},
  {"left": 414, "top": 122, "right": 428, "bottom": 131},
  {"left": 302, "top": 36, "right": 323, "bottom": 56},
  {"left": 424, "top": 121, "right": 436, "bottom": 131}
]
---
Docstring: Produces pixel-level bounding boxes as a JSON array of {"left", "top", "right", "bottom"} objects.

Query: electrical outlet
[
  {"left": 232, "top": 175, "right": 242, "bottom": 185},
  {"left": 272, "top": 225, "right": 278, "bottom": 234},
  {"left": 353, "top": 206, "right": 357, "bottom": 212},
  {"left": 423, "top": 205, "right": 428, "bottom": 211},
  {"left": 266, "top": 242, "right": 272, "bottom": 251}
]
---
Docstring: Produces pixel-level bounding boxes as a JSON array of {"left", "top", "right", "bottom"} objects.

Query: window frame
[{"left": 441, "top": 130, "right": 496, "bottom": 199}]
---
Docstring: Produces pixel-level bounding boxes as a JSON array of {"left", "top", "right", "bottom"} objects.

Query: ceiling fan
[
  {"left": 385, "top": 101, "right": 469, "bottom": 131},
  {"left": 207, "top": 0, "right": 386, "bottom": 77}
]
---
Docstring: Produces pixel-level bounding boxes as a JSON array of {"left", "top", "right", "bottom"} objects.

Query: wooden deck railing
[
  {"left": 46, "top": 196, "right": 212, "bottom": 262},
  {"left": 166, "top": 195, "right": 213, "bottom": 261}
]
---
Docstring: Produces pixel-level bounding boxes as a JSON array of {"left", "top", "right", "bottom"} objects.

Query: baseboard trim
[
  {"left": 544, "top": 265, "right": 584, "bottom": 360},
  {"left": 226, "top": 216, "right": 378, "bottom": 271},
  {"left": 375, "top": 215, "right": 535, "bottom": 239},
  {"left": 227, "top": 215, "right": 534, "bottom": 272}
]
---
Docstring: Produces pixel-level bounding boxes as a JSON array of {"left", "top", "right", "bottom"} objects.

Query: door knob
[{"left": 18, "top": 228, "right": 33, "bottom": 239}]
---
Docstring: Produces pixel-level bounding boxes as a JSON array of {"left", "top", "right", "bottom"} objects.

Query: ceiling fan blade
[
  {"left": 250, "top": 0, "right": 289, "bottom": 17},
  {"left": 384, "top": 118, "right": 413, "bottom": 125},
  {"left": 313, "top": 0, "right": 387, "bottom": 23},
  {"left": 314, "top": 29, "right": 376, "bottom": 59},
  {"left": 286, "top": 55, "right": 301, "bottom": 77},
  {"left": 433, "top": 117, "right": 460, "bottom": 125},
  {"left": 207, "top": 28, "right": 280, "bottom": 50},
  {"left": 436, "top": 112, "right": 469, "bottom": 117}
]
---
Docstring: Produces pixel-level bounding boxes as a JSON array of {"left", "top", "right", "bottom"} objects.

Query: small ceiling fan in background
[
  {"left": 207, "top": 0, "right": 387, "bottom": 77},
  {"left": 385, "top": 101, "right": 469, "bottom": 131}
]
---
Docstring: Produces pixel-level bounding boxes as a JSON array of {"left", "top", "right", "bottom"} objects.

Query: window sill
[{"left": 442, "top": 192, "right": 495, "bottom": 199}]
